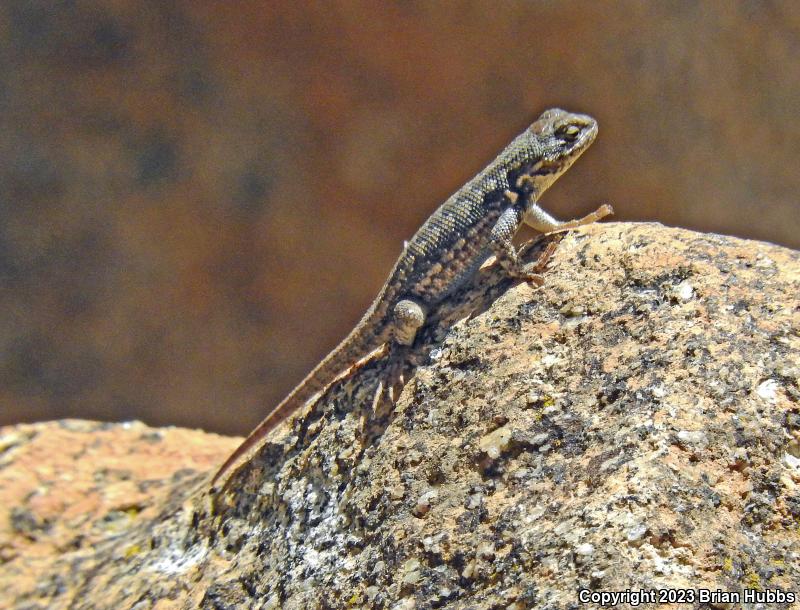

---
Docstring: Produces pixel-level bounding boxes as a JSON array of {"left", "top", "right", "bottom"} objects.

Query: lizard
[{"left": 211, "top": 108, "right": 613, "bottom": 488}]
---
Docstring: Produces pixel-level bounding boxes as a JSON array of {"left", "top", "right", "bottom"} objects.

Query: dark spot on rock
[
  {"left": 450, "top": 356, "right": 482, "bottom": 371},
  {"left": 139, "top": 431, "right": 164, "bottom": 444},
  {"left": 10, "top": 506, "right": 50, "bottom": 539},
  {"left": 171, "top": 468, "right": 198, "bottom": 481},
  {"left": 597, "top": 378, "right": 627, "bottom": 406}
]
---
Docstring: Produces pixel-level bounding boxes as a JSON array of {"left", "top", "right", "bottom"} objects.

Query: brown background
[{"left": 1, "top": 1, "right": 798, "bottom": 435}]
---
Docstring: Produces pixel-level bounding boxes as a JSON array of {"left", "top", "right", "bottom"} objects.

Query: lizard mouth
[
  {"left": 537, "top": 159, "right": 566, "bottom": 174},
  {"left": 531, "top": 158, "right": 572, "bottom": 176}
]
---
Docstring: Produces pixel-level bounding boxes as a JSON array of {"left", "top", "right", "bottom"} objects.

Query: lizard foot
[
  {"left": 384, "top": 347, "right": 409, "bottom": 403},
  {"left": 371, "top": 344, "right": 414, "bottom": 409},
  {"left": 508, "top": 239, "right": 559, "bottom": 284},
  {"left": 544, "top": 203, "right": 614, "bottom": 233},
  {"left": 510, "top": 266, "right": 545, "bottom": 285}
]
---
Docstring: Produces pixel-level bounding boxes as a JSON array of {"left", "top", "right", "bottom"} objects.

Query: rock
[
  {"left": 676, "top": 430, "right": 709, "bottom": 448},
  {"left": 0, "top": 420, "right": 237, "bottom": 608},
  {"left": 478, "top": 425, "right": 512, "bottom": 459},
  {"left": 1, "top": 223, "right": 798, "bottom": 609},
  {"left": 574, "top": 543, "right": 595, "bottom": 562},
  {"left": 626, "top": 523, "right": 649, "bottom": 546},
  {"left": 412, "top": 489, "right": 438, "bottom": 518}
]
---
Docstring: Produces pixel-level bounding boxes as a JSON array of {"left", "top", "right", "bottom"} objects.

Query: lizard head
[{"left": 510, "top": 108, "right": 598, "bottom": 197}]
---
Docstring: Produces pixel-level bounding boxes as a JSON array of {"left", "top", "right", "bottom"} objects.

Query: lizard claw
[
  {"left": 373, "top": 345, "right": 411, "bottom": 408},
  {"left": 371, "top": 365, "right": 405, "bottom": 411},
  {"left": 384, "top": 359, "right": 406, "bottom": 404},
  {"left": 513, "top": 266, "right": 546, "bottom": 285},
  {"left": 509, "top": 239, "right": 558, "bottom": 285}
]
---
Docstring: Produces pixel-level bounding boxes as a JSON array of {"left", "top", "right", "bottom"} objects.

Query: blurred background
[{"left": 1, "top": 1, "right": 798, "bottom": 435}]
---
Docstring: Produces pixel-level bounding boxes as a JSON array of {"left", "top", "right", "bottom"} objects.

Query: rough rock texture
[
  {"left": 1, "top": 223, "right": 799, "bottom": 609},
  {"left": 0, "top": 420, "right": 237, "bottom": 608}
]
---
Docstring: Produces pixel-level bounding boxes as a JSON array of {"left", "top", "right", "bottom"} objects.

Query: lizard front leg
[
  {"left": 523, "top": 201, "right": 613, "bottom": 233},
  {"left": 488, "top": 204, "right": 547, "bottom": 284}
]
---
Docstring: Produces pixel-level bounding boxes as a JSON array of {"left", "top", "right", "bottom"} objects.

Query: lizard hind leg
[
  {"left": 392, "top": 298, "right": 426, "bottom": 347},
  {"left": 377, "top": 298, "right": 426, "bottom": 403}
]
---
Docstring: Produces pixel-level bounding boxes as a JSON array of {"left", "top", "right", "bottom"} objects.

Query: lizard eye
[{"left": 555, "top": 124, "right": 581, "bottom": 141}]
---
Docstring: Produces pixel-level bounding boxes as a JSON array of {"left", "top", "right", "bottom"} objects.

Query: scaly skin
[{"left": 211, "top": 108, "right": 612, "bottom": 488}]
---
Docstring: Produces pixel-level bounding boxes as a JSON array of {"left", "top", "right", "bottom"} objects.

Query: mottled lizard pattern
[{"left": 212, "top": 108, "right": 612, "bottom": 487}]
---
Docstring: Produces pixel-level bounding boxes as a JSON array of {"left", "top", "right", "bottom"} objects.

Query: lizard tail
[{"left": 210, "top": 302, "right": 391, "bottom": 488}]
